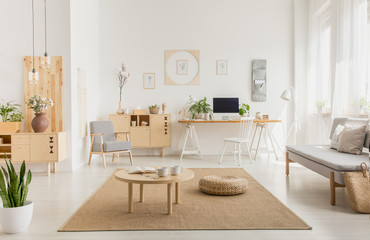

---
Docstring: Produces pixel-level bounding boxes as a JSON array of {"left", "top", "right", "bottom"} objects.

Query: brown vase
[{"left": 31, "top": 113, "right": 49, "bottom": 133}]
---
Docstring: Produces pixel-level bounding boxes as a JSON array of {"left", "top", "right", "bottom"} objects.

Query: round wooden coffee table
[{"left": 115, "top": 168, "right": 194, "bottom": 215}]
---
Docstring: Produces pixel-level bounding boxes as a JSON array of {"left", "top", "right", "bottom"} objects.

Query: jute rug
[{"left": 59, "top": 168, "right": 311, "bottom": 231}]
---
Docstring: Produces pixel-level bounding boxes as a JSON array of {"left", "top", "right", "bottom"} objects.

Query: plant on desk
[
  {"left": 0, "top": 156, "right": 33, "bottom": 233},
  {"left": 0, "top": 100, "right": 23, "bottom": 133},
  {"left": 239, "top": 103, "right": 250, "bottom": 117},
  {"left": 189, "top": 97, "right": 213, "bottom": 120}
]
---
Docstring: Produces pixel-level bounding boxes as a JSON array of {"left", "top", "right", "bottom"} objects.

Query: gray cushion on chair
[
  {"left": 103, "top": 141, "right": 132, "bottom": 152},
  {"left": 329, "top": 118, "right": 369, "bottom": 148},
  {"left": 90, "top": 121, "right": 131, "bottom": 152}
]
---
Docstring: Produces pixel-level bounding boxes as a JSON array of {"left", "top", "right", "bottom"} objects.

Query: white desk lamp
[
  {"left": 178, "top": 95, "right": 197, "bottom": 120},
  {"left": 281, "top": 87, "right": 299, "bottom": 144}
]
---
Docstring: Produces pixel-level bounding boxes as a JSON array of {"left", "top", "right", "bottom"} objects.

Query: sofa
[{"left": 286, "top": 118, "right": 369, "bottom": 205}]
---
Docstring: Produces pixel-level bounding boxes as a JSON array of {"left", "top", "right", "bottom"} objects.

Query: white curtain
[
  {"left": 305, "top": 0, "right": 368, "bottom": 144},
  {"left": 332, "top": 0, "right": 368, "bottom": 118}
]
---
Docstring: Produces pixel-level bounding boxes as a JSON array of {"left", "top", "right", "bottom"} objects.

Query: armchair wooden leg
[
  {"left": 112, "top": 153, "right": 115, "bottom": 162},
  {"left": 88, "top": 151, "right": 93, "bottom": 165},
  {"left": 286, "top": 152, "right": 289, "bottom": 176},
  {"left": 128, "top": 150, "right": 133, "bottom": 165},
  {"left": 330, "top": 172, "right": 335, "bottom": 205},
  {"left": 101, "top": 153, "right": 106, "bottom": 168}
]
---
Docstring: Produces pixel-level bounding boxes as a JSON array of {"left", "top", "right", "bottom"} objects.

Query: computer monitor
[{"left": 213, "top": 98, "right": 239, "bottom": 113}]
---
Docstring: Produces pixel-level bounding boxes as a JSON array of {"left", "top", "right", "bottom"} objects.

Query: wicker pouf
[{"left": 198, "top": 175, "right": 248, "bottom": 196}]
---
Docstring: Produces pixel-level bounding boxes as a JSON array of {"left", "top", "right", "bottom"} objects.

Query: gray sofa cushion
[
  {"left": 286, "top": 145, "right": 368, "bottom": 171},
  {"left": 90, "top": 121, "right": 116, "bottom": 143}
]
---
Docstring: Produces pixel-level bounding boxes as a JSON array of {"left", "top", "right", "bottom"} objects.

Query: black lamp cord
[
  {"left": 44, "top": 0, "right": 47, "bottom": 57},
  {"left": 32, "top": 0, "right": 35, "bottom": 72}
]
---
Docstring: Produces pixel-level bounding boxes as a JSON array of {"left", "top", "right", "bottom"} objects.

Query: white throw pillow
[{"left": 330, "top": 124, "right": 345, "bottom": 150}]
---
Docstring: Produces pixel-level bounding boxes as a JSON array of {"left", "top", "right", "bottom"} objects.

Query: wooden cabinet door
[
  {"left": 150, "top": 115, "right": 170, "bottom": 147},
  {"left": 30, "top": 134, "right": 58, "bottom": 162},
  {"left": 11, "top": 145, "right": 30, "bottom": 162},
  {"left": 109, "top": 115, "right": 130, "bottom": 132},
  {"left": 130, "top": 127, "right": 150, "bottom": 147}
]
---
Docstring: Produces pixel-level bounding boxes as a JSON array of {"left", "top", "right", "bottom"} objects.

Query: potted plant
[
  {"left": 26, "top": 95, "right": 54, "bottom": 133},
  {"left": 239, "top": 103, "right": 250, "bottom": 117},
  {"left": 316, "top": 100, "right": 326, "bottom": 113},
  {"left": 0, "top": 101, "right": 23, "bottom": 133},
  {"left": 149, "top": 104, "right": 160, "bottom": 114},
  {"left": 0, "top": 157, "right": 33, "bottom": 234},
  {"left": 189, "top": 97, "right": 213, "bottom": 120}
]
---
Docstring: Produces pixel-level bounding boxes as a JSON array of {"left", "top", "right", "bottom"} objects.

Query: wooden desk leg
[
  {"left": 128, "top": 183, "right": 133, "bottom": 213},
  {"left": 161, "top": 148, "right": 165, "bottom": 158},
  {"left": 167, "top": 183, "right": 173, "bottom": 215},
  {"left": 52, "top": 163, "right": 56, "bottom": 173},
  {"left": 140, "top": 184, "right": 144, "bottom": 203},
  {"left": 46, "top": 163, "right": 50, "bottom": 176},
  {"left": 175, "top": 182, "right": 180, "bottom": 204}
]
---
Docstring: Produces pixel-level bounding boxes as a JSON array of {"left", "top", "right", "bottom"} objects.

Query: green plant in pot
[
  {"left": 239, "top": 103, "right": 250, "bottom": 117},
  {"left": 316, "top": 100, "right": 326, "bottom": 113},
  {"left": 149, "top": 104, "right": 160, "bottom": 114},
  {"left": 0, "top": 156, "right": 33, "bottom": 234},
  {"left": 189, "top": 97, "right": 213, "bottom": 120},
  {"left": 0, "top": 100, "right": 23, "bottom": 133}
]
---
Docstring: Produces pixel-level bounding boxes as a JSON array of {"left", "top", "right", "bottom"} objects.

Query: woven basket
[
  {"left": 199, "top": 175, "right": 248, "bottom": 196},
  {"left": 343, "top": 171, "right": 370, "bottom": 213}
]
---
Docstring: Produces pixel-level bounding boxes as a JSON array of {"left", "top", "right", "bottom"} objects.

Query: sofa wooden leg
[
  {"left": 286, "top": 152, "right": 290, "bottom": 176},
  {"left": 330, "top": 172, "right": 335, "bottom": 205}
]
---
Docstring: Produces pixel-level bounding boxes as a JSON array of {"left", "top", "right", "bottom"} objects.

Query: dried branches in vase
[{"left": 117, "top": 63, "right": 130, "bottom": 114}]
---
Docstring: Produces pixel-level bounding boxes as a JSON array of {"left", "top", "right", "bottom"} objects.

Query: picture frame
[
  {"left": 176, "top": 60, "right": 188, "bottom": 75},
  {"left": 216, "top": 60, "right": 228, "bottom": 75},
  {"left": 165, "top": 50, "right": 200, "bottom": 85},
  {"left": 143, "top": 73, "right": 156, "bottom": 89}
]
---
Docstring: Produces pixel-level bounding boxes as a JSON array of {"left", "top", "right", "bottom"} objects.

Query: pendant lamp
[
  {"left": 29, "top": 0, "right": 39, "bottom": 82},
  {"left": 41, "top": 0, "right": 50, "bottom": 68}
]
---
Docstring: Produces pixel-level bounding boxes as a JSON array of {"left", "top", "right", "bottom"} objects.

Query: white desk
[{"left": 178, "top": 119, "right": 282, "bottom": 162}]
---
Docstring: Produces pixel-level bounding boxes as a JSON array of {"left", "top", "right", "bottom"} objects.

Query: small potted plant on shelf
[
  {"left": 26, "top": 95, "right": 54, "bottom": 133},
  {"left": 189, "top": 97, "right": 213, "bottom": 120},
  {"left": 316, "top": 100, "right": 326, "bottom": 113},
  {"left": 149, "top": 104, "right": 160, "bottom": 114},
  {"left": 0, "top": 156, "right": 33, "bottom": 234},
  {"left": 239, "top": 103, "right": 250, "bottom": 117},
  {"left": 0, "top": 100, "right": 23, "bottom": 133}
]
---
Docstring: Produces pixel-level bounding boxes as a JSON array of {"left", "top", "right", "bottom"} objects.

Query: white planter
[{"left": 0, "top": 201, "right": 33, "bottom": 234}]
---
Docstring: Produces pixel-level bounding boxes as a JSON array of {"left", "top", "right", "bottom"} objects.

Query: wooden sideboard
[
  {"left": 0, "top": 132, "right": 66, "bottom": 175},
  {"left": 109, "top": 114, "right": 171, "bottom": 157}
]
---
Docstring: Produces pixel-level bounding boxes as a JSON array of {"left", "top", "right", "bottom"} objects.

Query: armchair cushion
[{"left": 104, "top": 141, "right": 132, "bottom": 152}]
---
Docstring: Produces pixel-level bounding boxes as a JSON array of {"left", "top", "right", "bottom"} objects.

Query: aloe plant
[{"left": 0, "top": 156, "right": 32, "bottom": 208}]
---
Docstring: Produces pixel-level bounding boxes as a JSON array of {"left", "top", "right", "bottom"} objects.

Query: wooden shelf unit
[
  {"left": 0, "top": 132, "right": 67, "bottom": 175},
  {"left": 109, "top": 114, "right": 171, "bottom": 157}
]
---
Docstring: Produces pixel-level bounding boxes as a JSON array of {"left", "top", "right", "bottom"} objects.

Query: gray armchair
[{"left": 89, "top": 121, "right": 133, "bottom": 168}]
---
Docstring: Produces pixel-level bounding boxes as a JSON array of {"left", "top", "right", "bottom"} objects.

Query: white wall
[
  {"left": 70, "top": 0, "right": 100, "bottom": 170},
  {"left": 99, "top": 0, "right": 294, "bottom": 155},
  {"left": 0, "top": 0, "right": 73, "bottom": 172}
]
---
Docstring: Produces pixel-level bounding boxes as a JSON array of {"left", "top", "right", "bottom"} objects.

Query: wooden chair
[
  {"left": 89, "top": 121, "right": 133, "bottom": 168},
  {"left": 219, "top": 117, "right": 254, "bottom": 166}
]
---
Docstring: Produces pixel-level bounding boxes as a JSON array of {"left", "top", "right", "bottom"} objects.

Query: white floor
[{"left": 1, "top": 153, "right": 370, "bottom": 240}]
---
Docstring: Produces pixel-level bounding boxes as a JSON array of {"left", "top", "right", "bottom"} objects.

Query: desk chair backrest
[
  {"left": 90, "top": 121, "right": 116, "bottom": 144},
  {"left": 239, "top": 117, "right": 254, "bottom": 140}
]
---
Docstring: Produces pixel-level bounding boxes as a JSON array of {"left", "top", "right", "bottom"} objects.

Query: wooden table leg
[
  {"left": 128, "top": 183, "right": 133, "bottom": 213},
  {"left": 140, "top": 184, "right": 144, "bottom": 203},
  {"left": 46, "top": 163, "right": 50, "bottom": 176},
  {"left": 175, "top": 182, "right": 180, "bottom": 204},
  {"left": 161, "top": 148, "right": 165, "bottom": 158},
  {"left": 167, "top": 183, "right": 172, "bottom": 215},
  {"left": 52, "top": 163, "right": 56, "bottom": 173}
]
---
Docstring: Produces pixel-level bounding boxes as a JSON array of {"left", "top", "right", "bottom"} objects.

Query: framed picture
[
  {"left": 176, "top": 60, "right": 188, "bottom": 75},
  {"left": 216, "top": 60, "right": 228, "bottom": 75},
  {"left": 143, "top": 73, "right": 155, "bottom": 89}
]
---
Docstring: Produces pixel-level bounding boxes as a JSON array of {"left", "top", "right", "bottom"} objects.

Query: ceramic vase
[
  {"left": 31, "top": 113, "right": 49, "bottom": 133},
  {"left": 116, "top": 101, "right": 124, "bottom": 114},
  {"left": 0, "top": 201, "right": 33, "bottom": 234}
]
